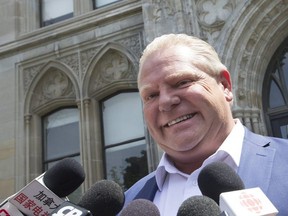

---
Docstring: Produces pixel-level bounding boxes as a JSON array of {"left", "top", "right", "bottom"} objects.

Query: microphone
[
  {"left": 43, "top": 157, "right": 86, "bottom": 198},
  {"left": 51, "top": 179, "right": 125, "bottom": 216},
  {"left": 1, "top": 158, "right": 85, "bottom": 216},
  {"left": 120, "top": 199, "right": 160, "bottom": 216},
  {"left": 78, "top": 180, "right": 125, "bottom": 216},
  {"left": 176, "top": 195, "right": 221, "bottom": 216},
  {"left": 197, "top": 161, "right": 245, "bottom": 204},
  {"left": 198, "top": 161, "right": 278, "bottom": 215}
]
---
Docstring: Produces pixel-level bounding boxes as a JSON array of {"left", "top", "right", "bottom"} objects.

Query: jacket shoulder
[{"left": 124, "top": 171, "right": 156, "bottom": 203}]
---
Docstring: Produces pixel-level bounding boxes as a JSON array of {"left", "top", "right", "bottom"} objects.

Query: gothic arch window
[
  {"left": 22, "top": 62, "right": 82, "bottom": 198},
  {"left": 263, "top": 37, "right": 288, "bottom": 139}
]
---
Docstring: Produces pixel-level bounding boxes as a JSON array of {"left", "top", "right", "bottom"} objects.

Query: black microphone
[
  {"left": 176, "top": 195, "right": 221, "bottom": 216},
  {"left": 197, "top": 161, "right": 245, "bottom": 204},
  {"left": 2, "top": 157, "right": 85, "bottom": 216},
  {"left": 50, "top": 179, "right": 125, "bottom": 216},
  {"left": 198, "top": 162, "right": 278, "bottom": 215},
  {"left": 77, "top": 179, "right": 125, "bottom": 216},
  {"left": 120, "top": 199, "right": 160, "bottom": 216},
  {"left": 44, "top": 157, "right": 86, "bottom": 197}
]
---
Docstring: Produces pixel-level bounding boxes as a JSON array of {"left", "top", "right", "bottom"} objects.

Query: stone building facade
[{"left": 0, "top": 0, "right": 287, "bottom": 202}]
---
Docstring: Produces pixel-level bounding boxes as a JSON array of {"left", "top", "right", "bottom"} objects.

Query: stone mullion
[
  {"left": 233, "top": 108, "right": 264, "bottom": 134},
  {"left": 24, "top": 114, "right": 32, "bottom": 184}
]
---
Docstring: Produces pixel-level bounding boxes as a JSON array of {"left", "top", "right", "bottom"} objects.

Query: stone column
[{"left": 233, "top": 108, "right": 266, "bottom": 135}]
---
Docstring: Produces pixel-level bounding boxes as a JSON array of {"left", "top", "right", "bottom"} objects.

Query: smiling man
[{"left": 122, "top": 34, "right": 288, "bottom": 216}]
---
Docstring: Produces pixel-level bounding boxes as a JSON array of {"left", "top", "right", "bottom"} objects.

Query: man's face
[{"left": 138, "top": 45, "right": 234, "bottom": 166}]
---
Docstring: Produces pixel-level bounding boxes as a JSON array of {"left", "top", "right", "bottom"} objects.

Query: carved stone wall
[
  {"left": 17, "top": 32, "right": 143, "bottom": 191},
  {"left": 0, "top": 0, "right": 144, "bottom": 197},
  {"left": 142, "top": 0, "right": 288, "bottom": 135},
  {"left": 215, "top": 0, "right": 288, "bottom": 134},
  {"left": 0, "top": 0, "right": 288, "bottom": 199}
]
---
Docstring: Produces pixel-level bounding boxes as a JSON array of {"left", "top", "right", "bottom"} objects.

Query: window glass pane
[
  {"left": 280, "top": 124, "right": 288, "bottom": 139},
  {"left": 94, "top": 0, "right": 120, "bottom": 8},
  {"left": 47, "top": 155, "right": 80, "bottom": 170},
  {"left": 43, "top": 108, "right": 80, "bottom": 161},
  {"left": 42, "top": 0, "right": 73, "bottom": 21},
  {"left": 269, "top": 80, "right": 285, "bottom": 108},
  {"left": 106, "top": 140, "right": 147, "bottom": 190},
  {"left": 102, "top": 92, "right": 144, "bottom": 145}
]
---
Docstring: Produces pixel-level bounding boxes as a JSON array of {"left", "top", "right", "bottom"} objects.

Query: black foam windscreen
[
  {"left": 120, "top": 199, "right": 160, "bottom": 216},
  {"left": 78, "top": 179, "right": 125, "bottom": 216},
  {"left": 198, "top": 161, "right": 245, "bottom": 204},
  {"left": 177, "top": 195, "right": 221, "bottom": 216},
  {"left": 43, "top": 157, "right": 85, "bottom": 197}
]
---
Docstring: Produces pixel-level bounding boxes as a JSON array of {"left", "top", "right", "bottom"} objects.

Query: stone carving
[
  {"left": 196, "top": 0, "right": 235, "bottom": 41},
  {"left": 23, "top": 64, "right": 45, "bottom": 93},
  {"left": 59, "top": 53, "right": 80, "bottom": 78},
  {"left": 42, "top": 69, "right": 73, "bottom": 98},
  {"left": 81, "top": 47, "right": 100, "bottom": 79},
  {"left": 236, "top": 1, "right": 286, "bottom": 104},
  {"left": 117, "top": 33, "right": 143, "bottom": 58},
  {"left": 142, "top": 0, "right": 187, "bottom": 42},
  {"left": 152, "top": 0, "right": 177, "bottom": 21},
  {"left": 89, "top": 50, "right": 135, "bottom": 94},
  {"left": 31, "top": 68, "right": 75, "bottom": 110}
]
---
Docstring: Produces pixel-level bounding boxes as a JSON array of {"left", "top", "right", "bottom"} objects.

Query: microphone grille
[
  {"left": 177, "top": 195, "right": 221, "bottom": 216},
  {"left": 198, "top": 161, "right": 245, "bottom": 204},
  {"left": 43, "top": 157, "right": 85, "bottom": 197},
  {"left": 78, "top": 179, "right": 125, "bottom": 216},
  {"left": 120, "top": 199, "right": 160, "bottom": 216}
]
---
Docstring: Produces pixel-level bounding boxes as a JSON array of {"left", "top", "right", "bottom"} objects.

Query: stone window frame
[{"left": 17, "top": 40, "right": 159, "bottom": 193}]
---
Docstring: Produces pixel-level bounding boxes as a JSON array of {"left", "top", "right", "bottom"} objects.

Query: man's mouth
[{"left": 164, "top": 114, "right": 194, "bottom": 127}]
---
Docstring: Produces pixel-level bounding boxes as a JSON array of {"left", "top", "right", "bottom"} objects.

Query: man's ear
[
  {"left": 220, "top": 70, "right": 232, "bottom": 90},
  {"left": 219, "top": 70, "right": 233, "bottom": 101}
]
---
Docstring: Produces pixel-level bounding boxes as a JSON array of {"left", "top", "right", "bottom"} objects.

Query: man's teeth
[{"left": 167, "top": 114, "right": 193, "bottom": 127}]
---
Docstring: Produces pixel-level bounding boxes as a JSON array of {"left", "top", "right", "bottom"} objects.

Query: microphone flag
[
  {"left": 0, "top": 201, "right": 24, "bottom": 216},
  {"left": 220, "top": 187, "right": 278, "bottom": 216},
  {"left": 8, "top": 174, "right": 64, "bottom": 216}
]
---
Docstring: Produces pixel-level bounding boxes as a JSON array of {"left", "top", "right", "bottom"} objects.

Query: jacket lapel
[
  {"left": 134, "top": 176, "right": 158, "bottom": 201},
  {"left": 238, "top": 128, "right": 275, "bottom": 192}
]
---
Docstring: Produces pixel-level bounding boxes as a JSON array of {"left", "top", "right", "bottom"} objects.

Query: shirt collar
[{"left": 155, "top": 119, "right": 245, "bottom": 191}]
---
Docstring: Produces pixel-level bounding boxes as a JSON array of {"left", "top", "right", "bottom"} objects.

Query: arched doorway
[{"left": 263, "top": 38, "right": 288, "bottom": 139}]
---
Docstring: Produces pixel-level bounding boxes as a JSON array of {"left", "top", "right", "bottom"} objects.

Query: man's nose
[{"left": 158, "top": 91, "right": 180, "bottom": 112}]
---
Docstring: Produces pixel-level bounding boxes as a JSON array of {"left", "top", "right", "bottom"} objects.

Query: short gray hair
[{"left": 138, "top": 34, "right": 227, "bottom": 82}]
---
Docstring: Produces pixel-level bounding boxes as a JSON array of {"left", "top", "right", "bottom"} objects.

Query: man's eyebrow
[
  {"left": 165, "top": 71, "right": 193, "bottom": 80},
  {"left": 139, "top": 83, "right": 154, "bottom": 95}
]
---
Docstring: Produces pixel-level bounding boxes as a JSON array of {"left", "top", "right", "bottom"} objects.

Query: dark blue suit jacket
[{"left": 124, "top": 127, "right": 288, "bottom": 215}]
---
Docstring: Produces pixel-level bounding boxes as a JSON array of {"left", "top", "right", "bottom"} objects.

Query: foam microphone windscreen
[
  {"left": 198, "top": 161, "right": 245, "bottom": 204},
  {"left": 78, "top": 179, "right": 125, "bottom": 216},
  {"left": 120, "top": 199, "right": 160, "bottom": 216},
  {"left": 177, "top": 195, "right": 221, "bottom": 216},
  {"left": 43, "top": 157, "right": 85, "bottom": 197}
]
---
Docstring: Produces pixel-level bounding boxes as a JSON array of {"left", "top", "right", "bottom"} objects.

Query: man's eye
[
  {"left": 145, "top": 93, "right": 158, "bottom": 101},
  {"left": 177, "top": 80, "right": 192, "bottom": 87}
]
